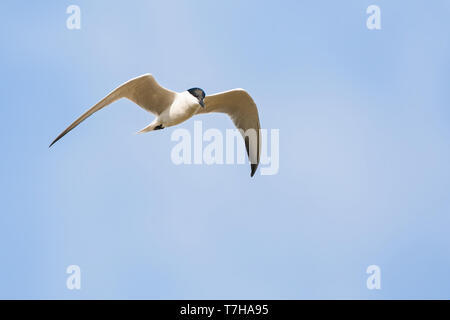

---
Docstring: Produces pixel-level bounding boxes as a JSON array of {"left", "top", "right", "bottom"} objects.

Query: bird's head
[{"left": 187, "top": 88, "right": 206, "bottom": 108}]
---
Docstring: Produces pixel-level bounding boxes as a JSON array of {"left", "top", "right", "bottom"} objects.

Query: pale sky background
[{"left": 0, "top": 1, "right": 449, "bottom": 299}]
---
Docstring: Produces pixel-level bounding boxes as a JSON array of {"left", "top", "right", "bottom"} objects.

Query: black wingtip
[
  {"left": 49, "top": 138, "right": 59, "bottom": 148},
  {"left": 49, "top": 133, "right": 65, "bottom": 148},
  {"left": 250, "top": 164, "right": 258, "bottom": 177}
]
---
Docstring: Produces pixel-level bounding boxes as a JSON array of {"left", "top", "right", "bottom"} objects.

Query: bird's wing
[
  {"left": 49, "top": 74, "right": 175, "bottom": 147},
  {"left": 197, "top": 89, "right": 261, "bottom": 177}
]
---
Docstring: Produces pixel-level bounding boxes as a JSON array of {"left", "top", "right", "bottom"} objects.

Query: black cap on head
[
  {"left": 187, "top": 88, "right": 205, "bottom": 99},
  {"left": 187, "top": 88, "right": 206, "bottom": 107}
]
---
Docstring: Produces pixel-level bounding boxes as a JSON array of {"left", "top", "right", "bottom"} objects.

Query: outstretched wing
[
  {"left": 197, "top": 89, "right": 261, "bottom": 177},
  {"left": 49, "top": 74, "right": 175, "bottom": 147}
]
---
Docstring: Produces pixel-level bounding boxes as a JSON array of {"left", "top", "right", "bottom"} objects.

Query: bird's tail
[{"left": 136, "top": 120, "right": 161, "bottom": 134}]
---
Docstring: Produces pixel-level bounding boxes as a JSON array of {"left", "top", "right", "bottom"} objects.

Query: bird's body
[
  {"left": 137, "top": 91, "right": 202, "bottom": 133},
  {"left": 159, "top": 91, "right": 201, "bottom": 127},
  {"left": 50, "top": 74, "right": 261, "bottom": 177}
]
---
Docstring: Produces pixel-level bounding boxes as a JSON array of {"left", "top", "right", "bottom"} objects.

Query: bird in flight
[{"left": 50, "top": 74, "right": 261, "bottom": 177}]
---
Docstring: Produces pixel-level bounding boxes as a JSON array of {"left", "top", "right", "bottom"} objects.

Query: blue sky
[{"left": 0, "top": 1, "right": 449, "bottom": 299}]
